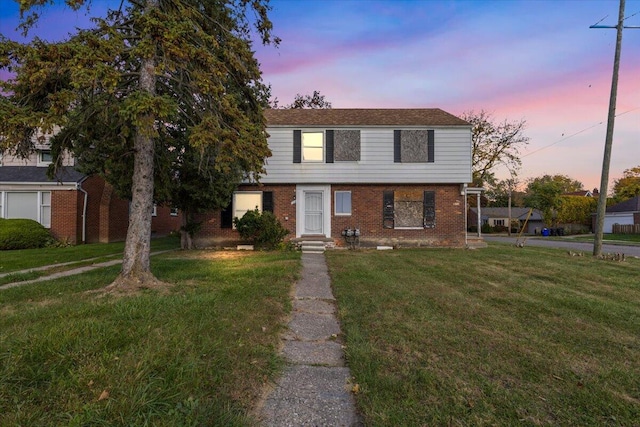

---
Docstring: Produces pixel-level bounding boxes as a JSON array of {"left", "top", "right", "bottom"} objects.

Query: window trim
[
  {"left": 301, "top": 131, "right": 324, "bottom": 163},
  {"left": 334, "top": 191, "right": 352, "bottom": 216},
  {"left": 0, "top": 190, "right": 51, "bottom": 228},
  {"left": 37, "top": 150, "right": 53, "bottom": 167},
  {"left": 232, "top": 191, "right": 263, "bottom": 224}
]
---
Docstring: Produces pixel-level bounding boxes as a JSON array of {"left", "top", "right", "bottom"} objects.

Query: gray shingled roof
[
  {"left": 0, "top": 166, "right": 85, "bottom": 183},
  {"left": 264, "top": 108, "right": 470, "bottom": 127},
  {"left": 607, "top": 196, "right": 640, "bottom": 213}
]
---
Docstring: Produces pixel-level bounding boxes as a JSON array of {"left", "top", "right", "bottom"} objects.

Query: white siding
[
  {"left": 603, "top": 213, "right": 634, "bottom": 233},
  {"left": 261, "top": 126, "right": 472, "bottom": 184},
  {"left": 1, "top": 150, "right": 75, "bottom": 167}
]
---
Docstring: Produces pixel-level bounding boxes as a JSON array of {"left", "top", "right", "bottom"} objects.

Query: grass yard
[
  {"left": 0, "top": 250, "right": 299, "bottom": 426},
  {"left": 0, "top": 236, "right": 181, "bottom": 274},
  {"left": 0, "top": 236, "right": 181, "bottom": 286},
  {"left": 569, "top": 233, "right": 640, "bottom": 245},
  {"left": 327, "top": 244, "right": 640, "bottom": 426}
]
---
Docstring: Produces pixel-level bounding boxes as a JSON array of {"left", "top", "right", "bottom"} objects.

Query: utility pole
[{"left": 590, "top": 0, "right": 639, "bottom": 256}]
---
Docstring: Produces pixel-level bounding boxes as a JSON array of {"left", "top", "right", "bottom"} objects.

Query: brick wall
[
  {"left": 195, "top": 184, "right": 297, "bottom": 247},
  {"left": 194, "top": 183, "right": 465, "bottom": 248},
  {"left": 50, "top": 189, "right": 82, "bottom": 244},
  {"left": 331, "top": 184, "right": 465, "bottom": 248},
  {"left": 151, "top": 206, "right": 181, "bottom": 237},
  {"left": 85, "top": 178, "right": 181, "bottom": 242}
]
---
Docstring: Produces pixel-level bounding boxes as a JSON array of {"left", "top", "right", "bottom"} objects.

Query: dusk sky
[{"left": 1, "top": 0, "right": 639, "bottom": 191}]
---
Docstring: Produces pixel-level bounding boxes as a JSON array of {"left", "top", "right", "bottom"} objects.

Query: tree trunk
[
  {"left": 180, "top": 211, "right": 194, "bottom": 250},
  {"left": 110, "top": 0, "right": 159, "bottom": 288}
]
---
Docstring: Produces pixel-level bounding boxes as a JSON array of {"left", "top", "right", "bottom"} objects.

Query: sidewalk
[
  {"left": 257, "top": 253, "right": 362, "bottom": 426},
  {"left": 0, "top": 251, "right": 173, "bottom": 290}
]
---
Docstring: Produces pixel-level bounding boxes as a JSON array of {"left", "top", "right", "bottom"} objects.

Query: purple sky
[{"left": 2, "top": 0, "right": 639, "bottom": 191}]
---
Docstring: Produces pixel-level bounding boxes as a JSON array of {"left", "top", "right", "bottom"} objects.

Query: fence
[{"left": 612, "top": 224, "right": 640, "bottom": 234}]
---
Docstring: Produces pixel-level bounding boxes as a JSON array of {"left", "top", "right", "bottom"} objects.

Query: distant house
[
  {"left": 194, "top": 108, "right": 477, "bottom": 248},
  {"left": 563, "top": 189, "right": 598, "bottom": 197},
  {"left": 0, "top": 147, "right": 180, "bottom": 244},
  {"left": 599, "top": 196, "right": 640, "bottom": 233},
  {"left": 469, "top": 207, "right": 544, "bottom": 234}
]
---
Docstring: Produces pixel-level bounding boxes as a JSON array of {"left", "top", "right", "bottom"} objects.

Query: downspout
[
  {"left": 461, "top": 183, "right": 468, "bottom": 247},
  {"left": 77, "top": 178, "right": 88, "bottom": 244}
]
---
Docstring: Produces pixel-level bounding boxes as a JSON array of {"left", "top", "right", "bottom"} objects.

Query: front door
[{"left": 304, "top": 191, "right": 323, "bottom": 235}]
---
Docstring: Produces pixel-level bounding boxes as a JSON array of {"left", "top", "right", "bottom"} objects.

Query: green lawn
[
  {"left": 0, "top": 250, "right": 299, "bottom": 426},
  {"left": 0, "top": 236, "right": 180, "bottom": 274},
  {"left": 569, "top": 233, "right": 640, "bottom": 245},
  {"left": 327, "top": 245, "right": 640, "bottom": 426}
]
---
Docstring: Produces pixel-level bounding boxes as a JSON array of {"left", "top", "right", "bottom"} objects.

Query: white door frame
[{"left": 296, "top": 185, "right": 331, "bottom": 238}]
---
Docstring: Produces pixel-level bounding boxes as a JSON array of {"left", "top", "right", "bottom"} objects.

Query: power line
[{"left": 521, "top": 106, "right": 639, "bottom": 158}]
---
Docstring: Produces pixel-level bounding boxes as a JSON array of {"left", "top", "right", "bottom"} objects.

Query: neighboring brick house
[
  {"left": 194, "top": 108, "right": 475, "bottom": 248},
  {"left": 0, "top": 148, "right": 180, "bottom": 244}
]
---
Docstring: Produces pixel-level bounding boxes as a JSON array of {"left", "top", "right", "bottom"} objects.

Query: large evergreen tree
[{"left": 0, "top": 0, "right": 278, "bottom": 289}]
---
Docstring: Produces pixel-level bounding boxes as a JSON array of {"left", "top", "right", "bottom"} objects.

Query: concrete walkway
[
  {"left": 258, "top": 253, "right": 361, "bottom": 426},
  {"left": 0, "top": 251, "right": 173, "bottom": 290}
]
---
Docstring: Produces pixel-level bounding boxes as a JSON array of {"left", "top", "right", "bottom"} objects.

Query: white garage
[{"left": 603, "top": 212, "right": 634, "bottom": 233}]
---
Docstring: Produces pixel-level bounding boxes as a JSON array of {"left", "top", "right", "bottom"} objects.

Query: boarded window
[
  {"left": 382, "top": 190, "right": 436, "bottom": 229},
  {"left": 394, "top": 130, "right": 435, "bottom": 163},
  {"left": 334, "top": 130, "right": 360, "bottom": 161},
  {"left": 394, "top": 190, "right": 423, "bottom": 228}
]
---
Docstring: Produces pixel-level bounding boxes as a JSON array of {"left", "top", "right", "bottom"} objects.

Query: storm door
[{"left": 304, "top": 191, "right": 323, "bottom": 235}]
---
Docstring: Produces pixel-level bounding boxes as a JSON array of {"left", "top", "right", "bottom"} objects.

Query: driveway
[{"left": 482, "top": 236, "right": 640, "bottom": 258}]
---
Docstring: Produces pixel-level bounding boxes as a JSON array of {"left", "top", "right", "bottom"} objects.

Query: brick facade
[
  {"left": 195, "top": 184, "right": 297, "bottom": 247},
  {"left": 194, "top": 184, "right": 465, "bottom": 248},
  {"left": 50, "top": 189, "right": 82, "bottom": 244},
  {"left": 46, "top": 176, "right": 181, "bottom": 244}
]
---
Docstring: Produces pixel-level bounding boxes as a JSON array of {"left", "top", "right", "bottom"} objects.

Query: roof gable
[{"left": 264, "top": 108, "right": 470, "bottom": 127}]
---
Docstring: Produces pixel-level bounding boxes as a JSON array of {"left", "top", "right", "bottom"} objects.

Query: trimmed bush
[
  {"left": 233, "top": 209, "right": 289, "bottom": 249},
  {"left": 0, "top": 218, "right": 56, "bottom": 250}
]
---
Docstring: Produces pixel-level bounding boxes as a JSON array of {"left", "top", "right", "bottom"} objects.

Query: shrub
[
  {"left": 233, "top": 209, "right": 289, "bottom": 249},
  {"left": 0, "top": 218, "right": 56, "bottom": 250}
]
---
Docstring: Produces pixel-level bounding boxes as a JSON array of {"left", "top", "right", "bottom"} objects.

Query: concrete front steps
[{"left": 293, "top": 237, "right": 334, "bottom": 254}]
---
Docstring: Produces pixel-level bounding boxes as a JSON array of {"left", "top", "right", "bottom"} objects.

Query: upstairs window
[
  {"left": 37, "top": 150, "right": 53, "bottom": 167},
  {"left": 394, "top": 130, "right": 434, "bottom": 163},
  {"left": 302, "top": 132, "right": 324, "bottom": 162}
]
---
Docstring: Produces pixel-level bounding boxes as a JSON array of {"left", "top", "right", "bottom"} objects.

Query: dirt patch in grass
[{"left": 87, "top": 273, "right": 175, "bottom": 297}]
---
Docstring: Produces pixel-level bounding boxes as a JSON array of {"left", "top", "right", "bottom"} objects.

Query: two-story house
[
  {"left": 0, "top": 141, "right": 180, "bottom": 244},
  {"left": 194, "top": 108, "right": 474, "bottom": 248}
]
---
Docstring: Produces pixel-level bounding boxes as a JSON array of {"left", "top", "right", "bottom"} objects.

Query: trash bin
[
  {"left": 557, "top": 227, "right": 565, "bottom": 236},
  {"left": 541, "top": 228, "right": 550, "bottom": 237}
]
